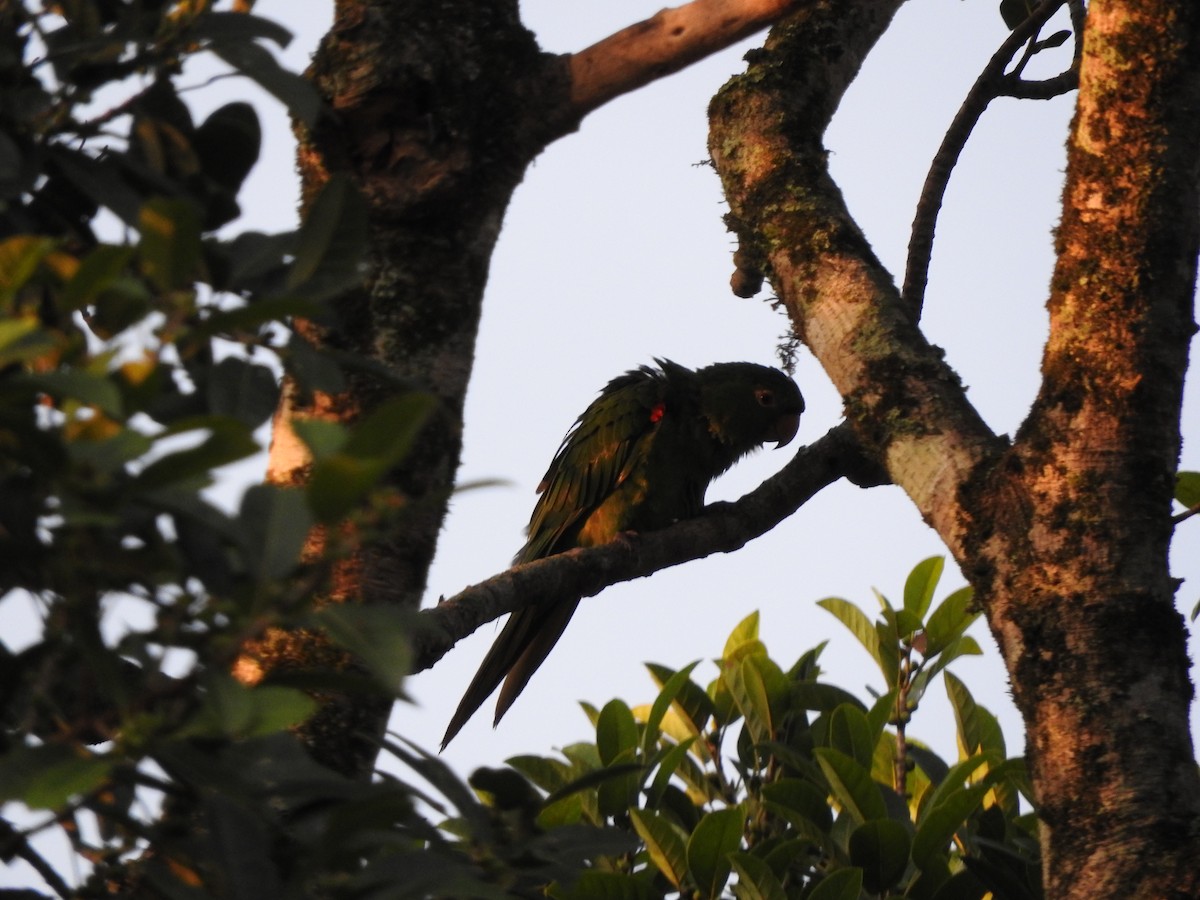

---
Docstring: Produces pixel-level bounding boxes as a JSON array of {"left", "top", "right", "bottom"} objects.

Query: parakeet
[{"left": 440, "top": 359, "right": 804, "bottom": 749}]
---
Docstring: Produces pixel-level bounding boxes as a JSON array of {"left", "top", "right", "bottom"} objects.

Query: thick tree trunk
[
  {"left": 969, "top": 3, "right": 1200, "bottom": 894},
  {"left": 709, "top": 0, "right": 1200, "bottom": 896},
  {"left": 253, "top": 0, "right": 569, "bottom": 776}
]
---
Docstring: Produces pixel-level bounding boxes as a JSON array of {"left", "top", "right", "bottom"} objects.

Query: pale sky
[{"left": 3, "top": 1, "right": 1198, "bottom": 888}]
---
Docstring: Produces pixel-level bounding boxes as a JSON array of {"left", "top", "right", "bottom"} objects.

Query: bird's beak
[{"left": 773, "top": 412, "right": 801, "bottom": 448}]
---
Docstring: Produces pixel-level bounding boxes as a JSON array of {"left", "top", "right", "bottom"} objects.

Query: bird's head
[{"left": 697, "top": 362, "right": 805, "bottom": 451}]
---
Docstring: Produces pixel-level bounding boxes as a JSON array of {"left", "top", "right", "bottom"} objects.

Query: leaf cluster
[
  {"left": 0, "top": 2, "right": 444, "bottom": 895},
  {"left": 475, "top": 559, "right": 1040, "bottom": 900}
]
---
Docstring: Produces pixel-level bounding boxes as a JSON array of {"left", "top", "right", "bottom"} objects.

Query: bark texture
[
  {"left": 708, "top": 1, "right": 1200, "bottom": 896},
  {"left": 252, "top": 0, "right": 569, "bottom": 777},
  {"left": 257, "top": 0, "right": 816, "bottom": 777}
]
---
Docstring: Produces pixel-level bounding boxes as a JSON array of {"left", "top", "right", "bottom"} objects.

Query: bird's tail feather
[
  {"left": 440, "top": 598, "right": 580, "bottom": 749},
  {"left": 493, "top": 598, "right": 580, "bottom": 725}
]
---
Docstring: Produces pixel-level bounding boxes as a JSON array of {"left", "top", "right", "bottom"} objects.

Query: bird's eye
[{"left": 755, "top": 388, "right": 775, "bottom": 407}]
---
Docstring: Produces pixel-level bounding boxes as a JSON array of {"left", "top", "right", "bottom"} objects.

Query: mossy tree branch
[{"left": 709, "top": 1, "right": 1200, "bottom": 895}]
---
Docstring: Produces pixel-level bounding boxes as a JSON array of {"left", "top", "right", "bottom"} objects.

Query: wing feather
[
  {"left": 514, "top": 365, "right": 667, "bottom": 563},
  {"left": 441, "top": 361, "right": 701, "bottom": 749}
]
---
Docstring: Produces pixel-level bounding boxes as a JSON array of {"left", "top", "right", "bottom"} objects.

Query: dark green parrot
[{"left": 441, "top": 359, "right": 804, "bottom": 749}]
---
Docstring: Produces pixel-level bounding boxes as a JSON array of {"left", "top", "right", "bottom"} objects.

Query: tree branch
[
  {"left": 710, "top": 0, "right": 1003, "bottom": 556},
  {"left": 411, "top": 423, "right": 882, "bottom": 673},
  {"left": 901, "top": 0, "right": 1080, "bottom": 313},
  {"left": 568, "top": 0, "right": 806, "bottom": 120}
]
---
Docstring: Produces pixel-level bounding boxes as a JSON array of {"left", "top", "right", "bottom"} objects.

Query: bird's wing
[
  {"left": 441, "top": 366, "right": 672, "bottom": 749},
  {"left": 515, "top": 364, "right": 669, "bottom": 562}
]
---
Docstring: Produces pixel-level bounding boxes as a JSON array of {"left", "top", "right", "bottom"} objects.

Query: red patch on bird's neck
[{"left": 649, "top": 401, "right": 666, "bottom": 423}]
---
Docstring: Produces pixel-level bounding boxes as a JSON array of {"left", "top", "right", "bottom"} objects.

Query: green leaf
[
  {"left": 238, "top": 484, "right": 312, "bottom": 582},
  {"left": 828, "top": 703, "right": 875, "bottom": 769},
  {"left": 920, "top": 751, "right": 992, "bottom": 813},
  {"left": 850, "top": 819, "right": 911, "bottom": 893},
  {"left": 308, "top": 456, "right": 384, "bottom": 521},
  {"left": 48, "top": 146, "right": 142, "bottom": 227},
  {"left": 903, "top": 556, "right": 944, "bottom": 620},
  {"left": 196, "top": 791, "right": 282, "bottom": 899},
  {"left": 687, "top": 806, "right": 745, "bottom": 899},
  {"left": 641, "top": 660, "right": 702, "bottom": 755},
  {"left": 183, "top": 675, "right": 316, "bottom": 740},
  {"left": 723, "top": 610, "right": 760, "bottom": 659},
  {"left": 1175, "top": 470, "right": 1200, "bottom": 508},
  {"left": 814, "top": 747, "right": 887, "bottom": 825},
  {"left": 646, "top": 661, "right": 714, "bottom": 738},
  {"left": 211, "top": 40, "right": 321, "bottom": 125},
  {"left": 791, "top": 681, "right": 866, "bottom": 714},
  {"left": 0, "top": 315, "right": 56, "bottom": 368},
  {"left": 287, "top": 332, "right": 346, "bottom": 393},
  {"left": 506, "top": 754, "right": 575, "bottom": 795},
  {"left": 63, "top": 244, "right": 136, "bottom": 309},
  {"left": 875, "top": 612, "right": 901, "bottom": 688},
  {"left": 138, "top": 197, "right": 202, "bottom": 291},
  {"left": 907, "top": 744, "right": 951, "bottom": 788},
  {"left": 999, "top": 0, "right": 1035, "bottom": 30},
  {"left": 291, "top": 418, "right": 347, "bottom": 460},
  {"left": 910, "top": 635, "right": 982, "bottom": 707},
  {"left": 728, "top": 853, "right": 787, "bottom": 900},
  {"left": 0, "top": 744, "right": 113, "bottom": 810},
  {"left": 133, "top": 417, "right": 260, "bottom": 492},
  {"left": 945, "top": 672, "right": 1005, "bottom": 757},
  {"left": 630, "top": 809, "right": 689, "bottom": 890},
  {"left": 923, "top": 587, "right": 979, "bottom": 656},
  {"left": 307, "top": 393, "right": 435, "bottom": 520},
  {"left": 285, "top": 174, "right": 368, "bottom": 297},
  {"left": 911, "top": 782, "right": 990, "bottom": 869},
  {"left": 866, "top": 689, "right": 898, "bottom": 744},
  {"left": 808, "top": 867, "right": 863, "bottom": 900},
  {"left": 597, "top": 699, "right": 639, "bottom": 766},
  {"left": 787, "top": 640, "right": 827, "bottom": 681},
  {"left": 646, "top": 737, "right": 697, "bottom": 807},
  {"left": 312, "top": 604, "right": 416, "bottom": 695},
  {"left": 550, "top": 870, "right": 655, "bottom": 900},
  {"left": 724, "top": 654, "right": 788, "bottom": 747},
  {"left": 207, "top": 356, "right": 279, "bottom": 429},
  {"left": 195, "top": 102, "right": 262, "bottom": 192},
  {"left": 0, "top": 235, "right": 56, "bottom": 302},
  {"left": 190, "top": 11, "right": 295, "bottom": 48},
  {"left": 760, "top": 778, "right": 833, "bottom": 831},
  {"left": 24, "top": 369, "right": 124, "bottom": 417},
  {"left": 342, "top": 393, "right": 436, "bottom": 463},
  {"left": 817, "top": 597, "right": 884, "bottom": 675},
  {"left": 68, "top": 425, "right": 154, "bottom": 475}
]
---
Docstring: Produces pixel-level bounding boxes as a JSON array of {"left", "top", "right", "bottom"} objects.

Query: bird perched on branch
[{"left": 441, "top": 359, "right": 804, "bottom": 749}]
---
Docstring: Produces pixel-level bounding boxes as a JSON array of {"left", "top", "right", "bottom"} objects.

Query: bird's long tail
[{"left": 440, "top": 598, "right": 581, "bottom": 750}]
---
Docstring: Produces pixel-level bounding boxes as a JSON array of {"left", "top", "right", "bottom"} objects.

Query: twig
[
  {"left": 568, "top": 0, "right": 806, "bottom": 119},
  {"left": 1171, "top": 501, "right": 1200, "bottom": 526},
  {"left": 0, "top": 818, "right": 74, "bottom": 900},
  {"left": 901, "top": 0, "right": 1080, "bottom": 315},
  {"left": 412, "top": 423, "right": 885, "bottom": 673}
]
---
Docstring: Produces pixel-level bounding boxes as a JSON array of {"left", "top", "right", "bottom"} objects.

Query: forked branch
[
  {"left": 901, "top": 0, "right": 1084, "bottom": 314},
  {"left": 412, "top": 424, "right": 884, "bottom": 673},
  {"left": 568, "top": 0, "right": 807, "bottom": 119}
]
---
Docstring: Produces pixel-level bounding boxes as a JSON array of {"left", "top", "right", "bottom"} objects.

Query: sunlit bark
[{"left": 708, "top": 1, "right": 1200, "bottom": 894}]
